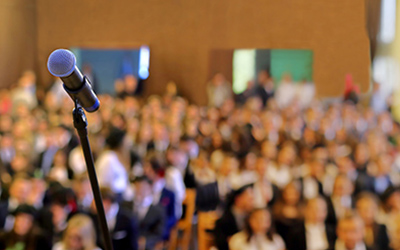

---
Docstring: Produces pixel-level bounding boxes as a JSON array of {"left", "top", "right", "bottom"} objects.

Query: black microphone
[{"left": 47, "top": 49, "right": 100, "bottom": 112}]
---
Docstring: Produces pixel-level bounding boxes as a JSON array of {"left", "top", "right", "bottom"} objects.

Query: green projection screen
[
  {"left": 232, "top": 49, "right": 314, "bottom": 93},
  {"left": 270, "top": 49, "right": 313, "bottom": 82}
]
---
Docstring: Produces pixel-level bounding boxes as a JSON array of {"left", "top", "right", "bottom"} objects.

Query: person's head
[
  {"left": 219, "top": 153, "right": 239, "bottom": 176},
  {"left": 376, "top": 153, "right": 392, "bottom": 176},
  {"left": 282, "top": 181, "right": 301, "bottom": 206},
  {"left": 382, "top": 187, "right": 400, "bottom": 213},
  {"left": 143, "top": 155, "right": 165, "bottom": 182},
  {"left": 337, "top": 213, "right": 365, "bottom": 250},
  {"left": 13, "top": 205, "right": 36, "bottom": 236},
  {"left": 166, "top": 146, "right": 188, "bottom": 170},
  {"left": 312, "top": 145, "right": 328, "bottom": 163},
  {"left": 261, "top": 141, "right": 277, "bottom": 160},
  {"left": 232, "top": 184, "right": 254, "bottom": 213},
  {"left": 134, "top": 176, "right": 153, "bottom": 204},
  {"left": 257, "top": 70, "right": 270, "bottom": 85},
  {"left": 9, "top": 175, "right": 32, "bottom": 204},
  {"left": 305, "top": 196, "right": 327, "bottom": 224},
  {"left": 10, "top": 153, "right": 30, "bottom": 173},
  {"left": 308, "top": 159, "right": 324, "bottom": 178},
  {"left": 114, "top": 79, "right": 125, "bottom": 94},
  {"left": 243, "top": 151, "right": 257, "bottom": 171},
  {"left": 356, "top": 192, "right": 379, "bottom": 226},
  {"left": 212, "top": 73, "right": 226, "bottom": 86},
  {"left": 354, "top": 143, "right": 370, "bottom": 166},
  {"left": 63, "top": 214, "right": 97, "bottom": 250},
  {"left": 277, "top": 145, "right": 296, "bottom": 166},
  {"left": 72, "top": 174, "right": 92, "bottom": 202},
  {"left": 53, "top": 149, "right": 67, "bottom": 166},
  {"left": 124, "top": 75, "right": 138, "bottom": 92},
  {"left": 245, "top": 209, "right": 274, "bottom": 241},
  {"left": 49, "top": 188, "right": 73, "bottom": 227},
  {"left": 333, "top": 174, "right": 354, "bottom": 197},
  {"left": 336, "top": 156, "right": 355, "bottom": 175},
  {"left": 98, "top": 187, "right": 117, "bottom": 213},
  {"left": 255, "top": 157, "right": 268, "bottom": 177},
  {"left": 105, "top": 127, "right": 127, "bottom": 150}
]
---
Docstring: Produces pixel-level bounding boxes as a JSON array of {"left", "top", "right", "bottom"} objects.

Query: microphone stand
[{"left": 72, "top": 100, "right": 114, "bottom": 250}]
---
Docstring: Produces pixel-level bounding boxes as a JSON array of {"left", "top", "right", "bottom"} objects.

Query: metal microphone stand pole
[{"left": 72, "top": 100, "right": 114, "bottom": 250}]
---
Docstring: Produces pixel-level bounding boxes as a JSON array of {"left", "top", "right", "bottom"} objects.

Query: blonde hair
[{"left": 63, "top": 214, "right": 97, "bottom": 250}]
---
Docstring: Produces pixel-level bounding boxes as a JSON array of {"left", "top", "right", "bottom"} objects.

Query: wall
[
  {"left": 0, "top": 0, "right": 37, "bottom": 88},
  {"left": 35, "top": 0, "right": 370, "bottom": 105}
]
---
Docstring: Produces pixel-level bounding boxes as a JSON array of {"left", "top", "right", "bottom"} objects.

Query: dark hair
[
  {"left": 245, "top": 208, "right": 275, "bottom": 242},
  {"left": 105, "top": 127, "right": 126, "bottom": 149},
  {"left": 147, "top": 155, "right": 165, "bottom": 175},
  {"left": 100, "top": 187, "right": 117, "bottom": 203},
  {"left": 356, "top": 192, "right": 380, "bottom": 207},
  {"left": 133, "top": 175, "right": 152, "bottom": 185}
]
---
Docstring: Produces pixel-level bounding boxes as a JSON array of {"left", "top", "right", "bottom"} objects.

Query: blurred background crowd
[{"left": 0, "top": 68, "right": 399, "bottom": 250}]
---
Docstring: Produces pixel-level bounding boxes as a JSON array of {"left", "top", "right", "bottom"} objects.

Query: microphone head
[{"left": 47, "top": 49, "right": 76, "bottom": 77}]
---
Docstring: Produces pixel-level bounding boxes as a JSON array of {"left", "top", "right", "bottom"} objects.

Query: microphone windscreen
[{"left": 47, "top": 49, "right": 76, "bottom": 77}]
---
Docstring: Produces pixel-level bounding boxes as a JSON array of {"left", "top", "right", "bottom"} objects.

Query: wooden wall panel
[{"left": 33, "top": 0, "right": 370, "bottom": 104}]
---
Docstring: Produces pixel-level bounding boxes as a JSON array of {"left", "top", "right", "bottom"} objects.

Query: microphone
[{"left": 47, "top": 49, "right": 100, "bottom": 112}]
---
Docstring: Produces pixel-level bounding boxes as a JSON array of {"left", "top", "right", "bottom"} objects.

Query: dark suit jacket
[
  {"left": 111, "top": 209, "right": 139, "bottom": 250},
  {"left": 214, "top": 209, "right": 239, "bottom": 250},
  {"left": 196, "top": 182, "right": 220, "bottom": 212},
  {"left": 0, "top": 228, "right": 52, "bottom": 250},
  {"left": 92, "top": 209, "right": 139, "bottom": 250},
  {"left": 139, "top": 204, "right": 165, "bottom": 250},
  {"left": 368, "top": 223, "right": 390, "bottom": 250},
  {"left": 325, "top": 196, "right": 355, "bottom": 227},
  {"left": 354, "top": 172, "right": 375, "bottom": 196},
  {"left": 255, "top": 85, "right": 274, "bottom": 106},
  {"left": 158, "top": 188, "right": 176, "bottom": 240},
  {"left": 286, "top": 222, "right": 336, "bottom": 250},
  {"left": 0, "top": 201, "right": 9, "bottom": 229}
]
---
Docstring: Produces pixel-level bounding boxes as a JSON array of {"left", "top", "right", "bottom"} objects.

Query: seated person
[
  {"left": 229, "top": 208, "right": 285, "bottom": 250},
  {"left": 0, "top": 175, "right": 32, "bottom": 230},
  {"left": 287, "top": 196, "right": 336, "bottom": 250},
  {"left": 133, "top": 176, "right": 165, "bottom": 250},
  {"left": 326, "top": 174, "right": 354, "bottom": 227},
  {"left": 355, "top": 192, "right": 390, "bottom": 250},
  {"left": 37, "top": 187, "right": 74, "bottom": 245},
  {"left": 92, "top": 187, "right": 139, "bottom": 250},
  {"left": 272, "top": 181, "right": 304, "bottom": 243},
  {"left": 53, "top": 214, "right": 101, "bottom": 250},
  {"left": 0, "top": 204, "right": 51, "bottom": 250},
  {"left": 335, "top": 213, "right": 371, "bottom": 250},
  {"left": 214, "top": 184, "right": 254, "bottom": 250},
  {"left": 143, "top": 156, "right": 177, "bottom": 240}
]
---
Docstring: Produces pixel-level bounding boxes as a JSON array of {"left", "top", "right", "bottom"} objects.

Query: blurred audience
[{"left": 0, "top": 69, "right": 399, "bottom": 250}]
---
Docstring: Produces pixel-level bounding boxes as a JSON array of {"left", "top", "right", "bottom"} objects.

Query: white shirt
[
  {"left": 152, "top": 179, "right": 166, "bottom": 205},
  {"left": 165, "top": 166, "right": 186, "bottom": 218},
  {"left": 267, "top": 164, "right": 292, "bottom": 189},
  {"left": 297, "top": 83, "right": 315, "bottom": 109},
  {"left": 52, "top": 242, "right": 101, "bottom": 250},
  {"left": 229, "top": 231, "right": 285, "bottom": 250},
  {"left": 335, "top": 240, "right": 367, "bottom": 250},
  {"left": 96, "top": 151, "right": 128, "bottom": 194},
  {"left": 69, "top": 146, "right": 86, "bottom": 175},
  {"left": 106, "top": 203, "right": 120, "bottom": 231},
  {"left": 230, "top": 170, "right": 258, "bottom": 190},
  {"left": 253, "top": 179, "right": 273, "bottom": 209},
  {"left": 305, "top": 223, "right": 328, "bottom": 250},
  {"left": 275, "top": 81, "right": 296, "bottom": 109},
  {"left": 303, "top": 176, "right": 319, "bottom": 200}
]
